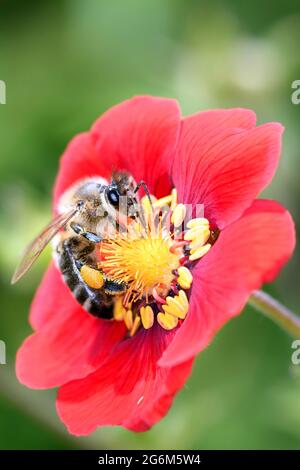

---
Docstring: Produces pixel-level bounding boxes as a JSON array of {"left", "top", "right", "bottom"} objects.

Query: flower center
[
  {"left": 100, "top": 235, "right": 180, "bottom": 303},
  {"left": 95, "top": 189, "right": 216, "bottom": 335}
]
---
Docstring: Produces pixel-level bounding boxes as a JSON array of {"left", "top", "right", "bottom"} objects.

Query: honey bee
[{"left": 11, "top": 172, "right": 150, "bottom": 319}]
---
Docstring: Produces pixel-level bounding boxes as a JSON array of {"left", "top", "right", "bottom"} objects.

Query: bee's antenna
[
  {"left": 132, "top": 181, "right": 153, "bottom": 234},
  {"left": 134, "top": 180, "right": 153, "bottom": 213}
]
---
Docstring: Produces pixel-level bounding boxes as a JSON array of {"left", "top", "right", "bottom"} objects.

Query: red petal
[
  {"left": 30, "top": 263, "right": 70, "bottom": 330},
  {"left": 56, "top": 325, "right": 193, "bottom": 434},
  {"left": 173, "top": 109, "right": 283, "bottom": 228},
  {"left": 182, "top": 107, "right": 256, "bottom": 130},
  {"left": 91, "top": 96, "right": 181, "bottom": 198},
  {"left": 17, "top": 264, "right": 126, "bottom": 388},
  {"left": 53, "top": 133, "right": 109, "bottom": 207},
  {"left": 159, "top": 200, "right": 295, "bottom": 367}
]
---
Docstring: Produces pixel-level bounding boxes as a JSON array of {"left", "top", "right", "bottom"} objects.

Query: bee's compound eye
[
  {"left": 76, "top": 200, "right": 85, "bottom": 210},
  {"left": 107, "top": 188, "right": 120, "bottom": 206}
]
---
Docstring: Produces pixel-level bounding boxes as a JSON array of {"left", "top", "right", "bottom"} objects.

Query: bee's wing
[{"left": 11, "top": 207, "right": 78, "bottom": 284}]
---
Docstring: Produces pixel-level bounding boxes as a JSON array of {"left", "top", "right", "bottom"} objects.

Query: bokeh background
[{"left": 0, "top": 0, "right": 300, "bottom": 450}]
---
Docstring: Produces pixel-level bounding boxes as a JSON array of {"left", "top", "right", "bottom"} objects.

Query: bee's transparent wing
[{"left": 11, "top": 207, "right": 78, "bottom": 284}]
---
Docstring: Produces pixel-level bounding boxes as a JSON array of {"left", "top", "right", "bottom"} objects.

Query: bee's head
[{"left": 105, "top": 182, "right": 138, "bottom": 218}]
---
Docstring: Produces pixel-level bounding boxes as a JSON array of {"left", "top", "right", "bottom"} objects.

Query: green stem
[{"left": 249, "top": 290, "right": 300, "bottom": 338}]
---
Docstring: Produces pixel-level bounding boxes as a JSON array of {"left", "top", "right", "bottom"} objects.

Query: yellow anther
[
  {"left": 188, "top": 229, "right": 211, "bottom": 251},
  {"left": 113, "top": 296, "right": 126, "bottom": 321},
  {"left": 184, "top": 228, "right": 200, "bottom": 241},
  {"left": 171, "top": 203, "right": 187, "bottom": 228},
  {"left": 163, "top": 290, "right": 189, "bottom": 319},
  {"left": 140, "top": 305, "right": 154, "bottom": 330},
  {"left": 157, "top": 312, "right": 179, "bottom": 330},
  {"left": 187, "top": 218, "right": 210, "bottom": 229},
  {"left": 189, "top": 243, "right": 211, "bottom": 261},
  {"left": 153, "top": 195, "right": 173, "bottom": 209},
  {"left": 80, "top": 265, "right": 104, "bottom": 289},
  {"left": 141, "top": 195, "right": 156, "bottom": 218},
  {"left": 130, "top": 315, "right": 141, "bottom": 337},
  {"left": 178, "top": 289, "right": 189, "bottom": 310},
  {"left": 184, "top": 226, "right": 210, "bottom": 242},
  {"left": 171, "top": 188, "right": 178, "bottom": 210},
  {"left": 177, "top": 266, "right": 193, "bottom": 290},
  {"left": 163, "top": 302, "right": 184, "bottom": 319},
  {"left": 124, "top": 309, "right": 133, "bottom": 330}
]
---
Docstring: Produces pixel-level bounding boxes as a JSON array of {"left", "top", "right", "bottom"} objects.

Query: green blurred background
[{"left": 0, "top": 0, "right": 300, "bottom": 450}]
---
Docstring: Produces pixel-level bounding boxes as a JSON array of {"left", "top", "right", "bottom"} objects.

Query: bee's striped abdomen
[{"left": 57, "top": 237, "right": 114, "bottom": 319}]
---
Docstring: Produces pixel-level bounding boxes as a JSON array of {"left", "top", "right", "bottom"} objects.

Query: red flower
[{"left": 16, "top": 96, "right": 295, "bottom": 435}]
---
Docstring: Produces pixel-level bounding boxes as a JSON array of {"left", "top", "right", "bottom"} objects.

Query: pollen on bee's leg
[
  {"left": 140, "top": 305, "right": 154, "bottom": 329},
  {"left": 80, "top": 265, "right": 104, "bottom": 289}
]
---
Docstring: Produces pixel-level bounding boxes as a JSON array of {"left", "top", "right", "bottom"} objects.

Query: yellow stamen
[
  {"left": 141, "top": 195, "right": 156, "bottom": 218},
  {"left": 178, "top": 289, "right": 189, "bottom": 309},
  {"left": 177, "top": 266, "right": 193, "bottom": 290},
  {"left": 140, "top": 305, "right": 154, "bottom": 329},
  {"left": 113, "top": 296, "right": 125, "bottom": 321},
  {"left": 188, "top": 229, "right": 211, "bottom": 251},
  {"left": 100, "top": 235, "right": 180, "bottom": 303},
  {"left": 171, "top": 188, "right": 178, "bottom": 210},
  {"left": 153, "top": 195, "right": 173, "bottom": 208},
  {"left": 124, "top": 309, "right": 133, "bottom": 330},
  {"left": 130, "top": 315, "right": 141, "bottom": 336},
  {"left": 184, "top": 226, "right": 210, "bottom": 242},
  {"left": 80, "top": 265, "right": 104, "bottom": 289},
  {"left": 162, "top": 290, "right": 189, "bottom": 319},
  {"left": 189, "top": 243, "right": 211, "bottom": 261},
  {"left": 171, "top": 203, "right": 187, "bottom": 228},
  {"left": 157, "top": 311, "right": 179, "bottom": 330},
  {"left": 187, "top": 218, "right": 210, "bottom": 229}
]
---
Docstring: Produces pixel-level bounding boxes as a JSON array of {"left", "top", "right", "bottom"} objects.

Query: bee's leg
[
  {"left": 70, "top": 222, "right": 102, "bottom": 243},
  {"left": 69, "top": 227, "right": 127, "bottom": 294},
  {"left": 104, "top": 278, "right": 127, "bottom": 295},
  {"left": 57, "top": 236, "right": 114, "bottom": 319}
]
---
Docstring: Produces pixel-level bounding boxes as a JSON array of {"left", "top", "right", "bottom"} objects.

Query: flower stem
[{"left": 249, "top": 290, "right": 300, "bottom": 338}]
